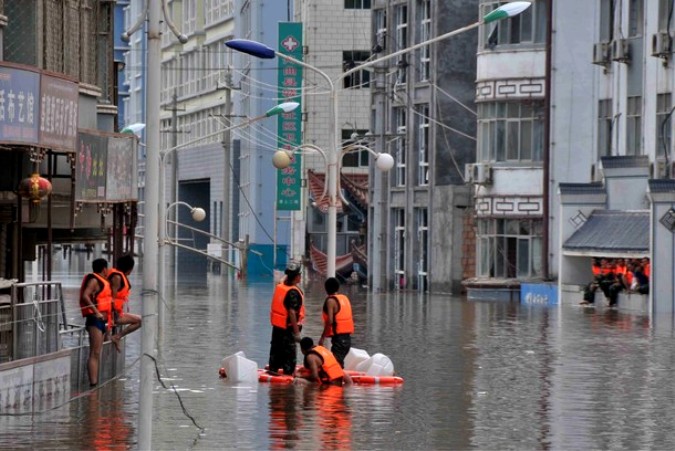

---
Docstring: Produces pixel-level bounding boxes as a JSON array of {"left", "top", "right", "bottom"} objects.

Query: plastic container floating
[
  {"left": 219, "top": 351, "right": 258, "bottom": 384},
  {"left": 257, "top": 368, "right": 403, "bottom": 385},
  {"left": 344, "top": 347, "right": 370, "bottom": 371},
  {"left": 354, "top": 353, "right": 395, "bottom": 377}
]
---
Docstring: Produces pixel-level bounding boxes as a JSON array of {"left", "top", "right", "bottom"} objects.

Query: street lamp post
[
  {"left": 156, "top": 102, "right": 299, "bottom": 309},
  {"left": 226, "top": 1, "right": 531, "bottom": 278}
]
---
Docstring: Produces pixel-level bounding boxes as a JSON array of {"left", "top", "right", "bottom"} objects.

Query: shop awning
[{"left": 562, "top": 210, "right": 649, "bottom": 257}]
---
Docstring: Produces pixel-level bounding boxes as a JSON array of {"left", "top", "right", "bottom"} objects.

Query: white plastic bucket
[
  {"left": 220, "top": 351, "right": 258, "bottom": 384},
  {"left": 355, "top": 353, "right": 395, "bottom": 377},
  {"left": 344, "top": 347, "right": 370, "bottom": 371}
]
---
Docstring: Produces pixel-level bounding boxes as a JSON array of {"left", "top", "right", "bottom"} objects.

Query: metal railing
[{"left": 0, "top": 281, "right": 85, "bottom": 363}]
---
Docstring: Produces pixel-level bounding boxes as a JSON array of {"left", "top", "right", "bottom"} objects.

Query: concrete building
[
  {"left": 369, "top": 0, "right": 478, "bottom": 293},
  {"left": 466, "top": 0, "right": 675, "bottom": 311},
  {"left": 289, "top": 0, "right": 374, "bottom": 279},
  {"left": 465, "top": 0, "right": 550, "bottom": 299}
]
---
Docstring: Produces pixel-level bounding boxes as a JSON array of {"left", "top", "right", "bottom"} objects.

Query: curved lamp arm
[{"left": 164, "top": 201, "right": 206, "bottom": 243}]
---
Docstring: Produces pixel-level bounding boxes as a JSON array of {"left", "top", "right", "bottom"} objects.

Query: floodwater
[{"left": 3, "top": 254, "right": 675, "bottom": 450}]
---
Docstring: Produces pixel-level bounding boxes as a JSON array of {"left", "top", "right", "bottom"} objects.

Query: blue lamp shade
[{"left": 224, "top": 39, "right": 275, "bottom": 59}]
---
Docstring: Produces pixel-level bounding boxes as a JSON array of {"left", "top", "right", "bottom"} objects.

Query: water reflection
[{"left": 5, "top": 253, "right": 675, "bottom": 449}]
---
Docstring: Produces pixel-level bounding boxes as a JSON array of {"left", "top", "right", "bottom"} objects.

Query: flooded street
[{"left": 3, "top": 255, "right": 675, "bottom": 449}]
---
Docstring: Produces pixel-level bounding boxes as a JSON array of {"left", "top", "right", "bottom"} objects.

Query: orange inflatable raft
[{"left": 256, "top": 368, "right": 404, "bottom": 386}]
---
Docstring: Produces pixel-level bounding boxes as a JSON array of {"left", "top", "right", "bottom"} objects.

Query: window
[
  {"left": 205, "top": 0, "right": 234, "bottom": 26},
  {"left": 394, "top": 5, "right": 408, "bottom": 84},
  {"left": 415, "top": 208, "right": 428, "bottom": 291},
  {"left": 417, "top": 0, "right": 431, "bottom": 82},
  {"left": 183, "top": 0, "right": 197, "bottom": 36},
  {"left": 477, "top": 100, "right": 545, "bottom": 162},
  {"left": 476, "top": 219, "right": 542, "bottom": 278},
  {"left": 626, "top": 96, "right": 642, "bottom": 155},
  {"left": 481, "top": 0, "right": 547, "bottom": 48},
  {"left": 341, "top": 129, "right": 369, "bottom": 168},
  {"left": 343, "top": 51, "right": 371, "bottom": 89},
  {"left": 417, "top": 105, "right": 429, "bottom": 186},
  {"left": 658, "top": 0, "right": 674, "bottom": 31},
  {"left": 394, "top": 107, "right": 407, "bottom": 186},
  {"left": 598, "top": 99, "right": 613, "bottom": 158},
  {"left": 345, "top": 0, "right": 371, "bottom": 9},
  {"left": 373, "top": 9, "right": 387, "bottom": 53},
  {"left": 657, "top": 93, "right": 672, "bottom": 158},
  {"left": 395, "top": 5, "right": 408, "bottom": 51},
  {"left": 394, "top": 209, "right": 406, "bottom": 282},
  {"left": 599, "top": 0, "right": 615, "bottom": 42},
  {"left": 628, "top": 0, "right": 643, "bottom": 38}
]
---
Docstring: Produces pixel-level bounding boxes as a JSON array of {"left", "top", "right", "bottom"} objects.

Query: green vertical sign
[{"left": 276, "top": 22, "right": 303, "bottom": 211}]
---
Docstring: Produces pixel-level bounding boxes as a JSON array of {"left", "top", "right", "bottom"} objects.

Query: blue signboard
[
  {"left": 0, "top": 66, "right": 40, "bottom": 145},
  {"left": 521, "top": 283, "right": 558, "bottom": 306}
]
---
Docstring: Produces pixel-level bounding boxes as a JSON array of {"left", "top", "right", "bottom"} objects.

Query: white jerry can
[
  {"left": 344, "top": 347, "right": 370, "bottom": 372},
  {"left": 354, "top": 353, "right": 395, "bottom": 377},
  {"left": 220, "top": 351, "right": 258, "bottom": 384}
]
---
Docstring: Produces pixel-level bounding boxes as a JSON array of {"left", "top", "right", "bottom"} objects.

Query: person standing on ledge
[
  {"left": 268, "top": 261, "right": 305, "bottom": 375},
  {"left": 318, "top": 277, "right": 354, "bottom": 368},
  {"left": 108, "top": 254, "right": 142, "bottom": 352},
  {"left": 80, "top": 258, "right": 113, "bottom": 388}
]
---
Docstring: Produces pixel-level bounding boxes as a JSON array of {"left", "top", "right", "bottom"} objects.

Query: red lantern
[{"left": 18, "top": 173, "right": 52, "bottom": 204}]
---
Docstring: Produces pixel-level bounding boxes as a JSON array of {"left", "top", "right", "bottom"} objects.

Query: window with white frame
[
  {"left": 374, "top": 9, "right": 387, "bottom": 53},
  {"left": 394, "top": 209, "right": 406, "bottom": 279},
  {"left": 394, "top": 107, "right": 407, "bottom": 186},
  {"left": 345, "top": 0, "right": 371, "bottom": 9},
  {"left": 477, "top": 100, "right": 545, "bottom": 162},
  {"left": 626, "top": 96, "right": 642, "bottom": 155},
  {"left": 628, "top": 0, "right": 643, "bottom": 37},
  {"left": 598, "top": 99, "right": 613, "bottom": 158},
  {"left": 341, "top": 129, "right": 370, "bottom": 168},
  {"left": 476, "top": 218, "right": 542, "bottom": 278},
  {"left": 657, "top": 93, "right": 672, "bottom": 158},
  {"left": 205, "top": 0, "right": 234, "bottom": 26},
  {"left": 417, "top": 105, "right": 429, "bottom": 186},
  {"left": 395, "top": 4, "right": 408, "bottom": 51},
  {"left": 343, "top": 51, "right": 371, "bottom": 89},
  {"left": 417, "top": 0, "right": 431, "bottom": 82},
  {"left": 415, "top": 207, "right": 428, "bottom": 290},
  {"left": 395, "top": 5, "right": 408, "bottom": 84},
  {"left": 480, "top": 0, "right": 547, "bottom": 48},
  {"left": 183, "top": 0, "right": 197, "bottom": 36},
  {"left": 658, "top": 0, "right": 673, "bottom": 31},
  {"left": 599, "top": 0, "right": 615, "bottom": 42}
]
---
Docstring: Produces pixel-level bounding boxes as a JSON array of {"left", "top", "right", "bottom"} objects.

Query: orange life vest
[
  {"left": 591, "top": 264, "right": 601, "bottom": 276},
  {"left": 270, "top": 283, "right": 305, "bottom": 329},
  {"left": 79, "top": 273, "right": 113, "bottom": 320},
  {"left": 644, "top": 263, "right": 650, "bottom": 278},
  {"left": 310, "top": 345, "right": 344, "bottom": 383},
  {"left": 322, "top": 294, "right": 354, "bottom": 336},
  {"left": 108, "top": 268, "right": 131, "bottom": 314}
]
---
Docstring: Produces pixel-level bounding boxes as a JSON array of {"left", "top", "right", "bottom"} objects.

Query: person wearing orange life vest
[
  {"left": 80, "top": 258, "right": 113, "bottom": 388},
  {"left": 318, "top": 277, "right": 354, "bottom": 368},
  {"left": 268, "top": 261, "right": 305, "bottom": 375},
  {"left": 108, "top": 254, "right": 142, "bottom": 353},
  {"left": 294, "top": 337, "right": 352, "bottom": 386}
]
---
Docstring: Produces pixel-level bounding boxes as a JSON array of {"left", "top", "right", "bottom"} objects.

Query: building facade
[
  {"left": 369, "top": 0, "right": 477, "bottom": 293},
  {"left": 0, "top": 0, "right": 135, "bottom": 283}
]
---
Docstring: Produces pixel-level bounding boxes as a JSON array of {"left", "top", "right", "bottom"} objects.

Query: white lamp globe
[
  {"left": 272, "top": 150, "right": 292, "bottom": 169},
  {"left": 375, "top": 153, "right": 395, "bottom": 172},
  {"left": 191, "top": 208, "right": 207, "bottom": 222}
]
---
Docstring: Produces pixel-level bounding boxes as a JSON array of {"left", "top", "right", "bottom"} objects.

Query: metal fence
[{"left": 0, "top": 281, "right": 70, "bottom": 363}]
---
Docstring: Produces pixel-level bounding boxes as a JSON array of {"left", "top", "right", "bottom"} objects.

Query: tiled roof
[{"left": 563, "top": 210, "right": 649, "bottom": 253}]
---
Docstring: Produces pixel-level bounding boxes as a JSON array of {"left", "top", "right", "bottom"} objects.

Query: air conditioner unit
[
  {"left": 592, "top": 42, "right": 611, "bottom": 65},
  {"left": 651, "top": 32, "right": 672, "bottom": 58},
  {"left": 464, "top": 163, "right": 475, "bottom": 183},
  {"left": 611, "top": 38, "right": 630, "bottom": 63},
  {"left": 472, "top": 163, "right": 493, "bottom": 185},
  {"left": 651, "top": 160, "right": 668, "bottom": 179}
]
